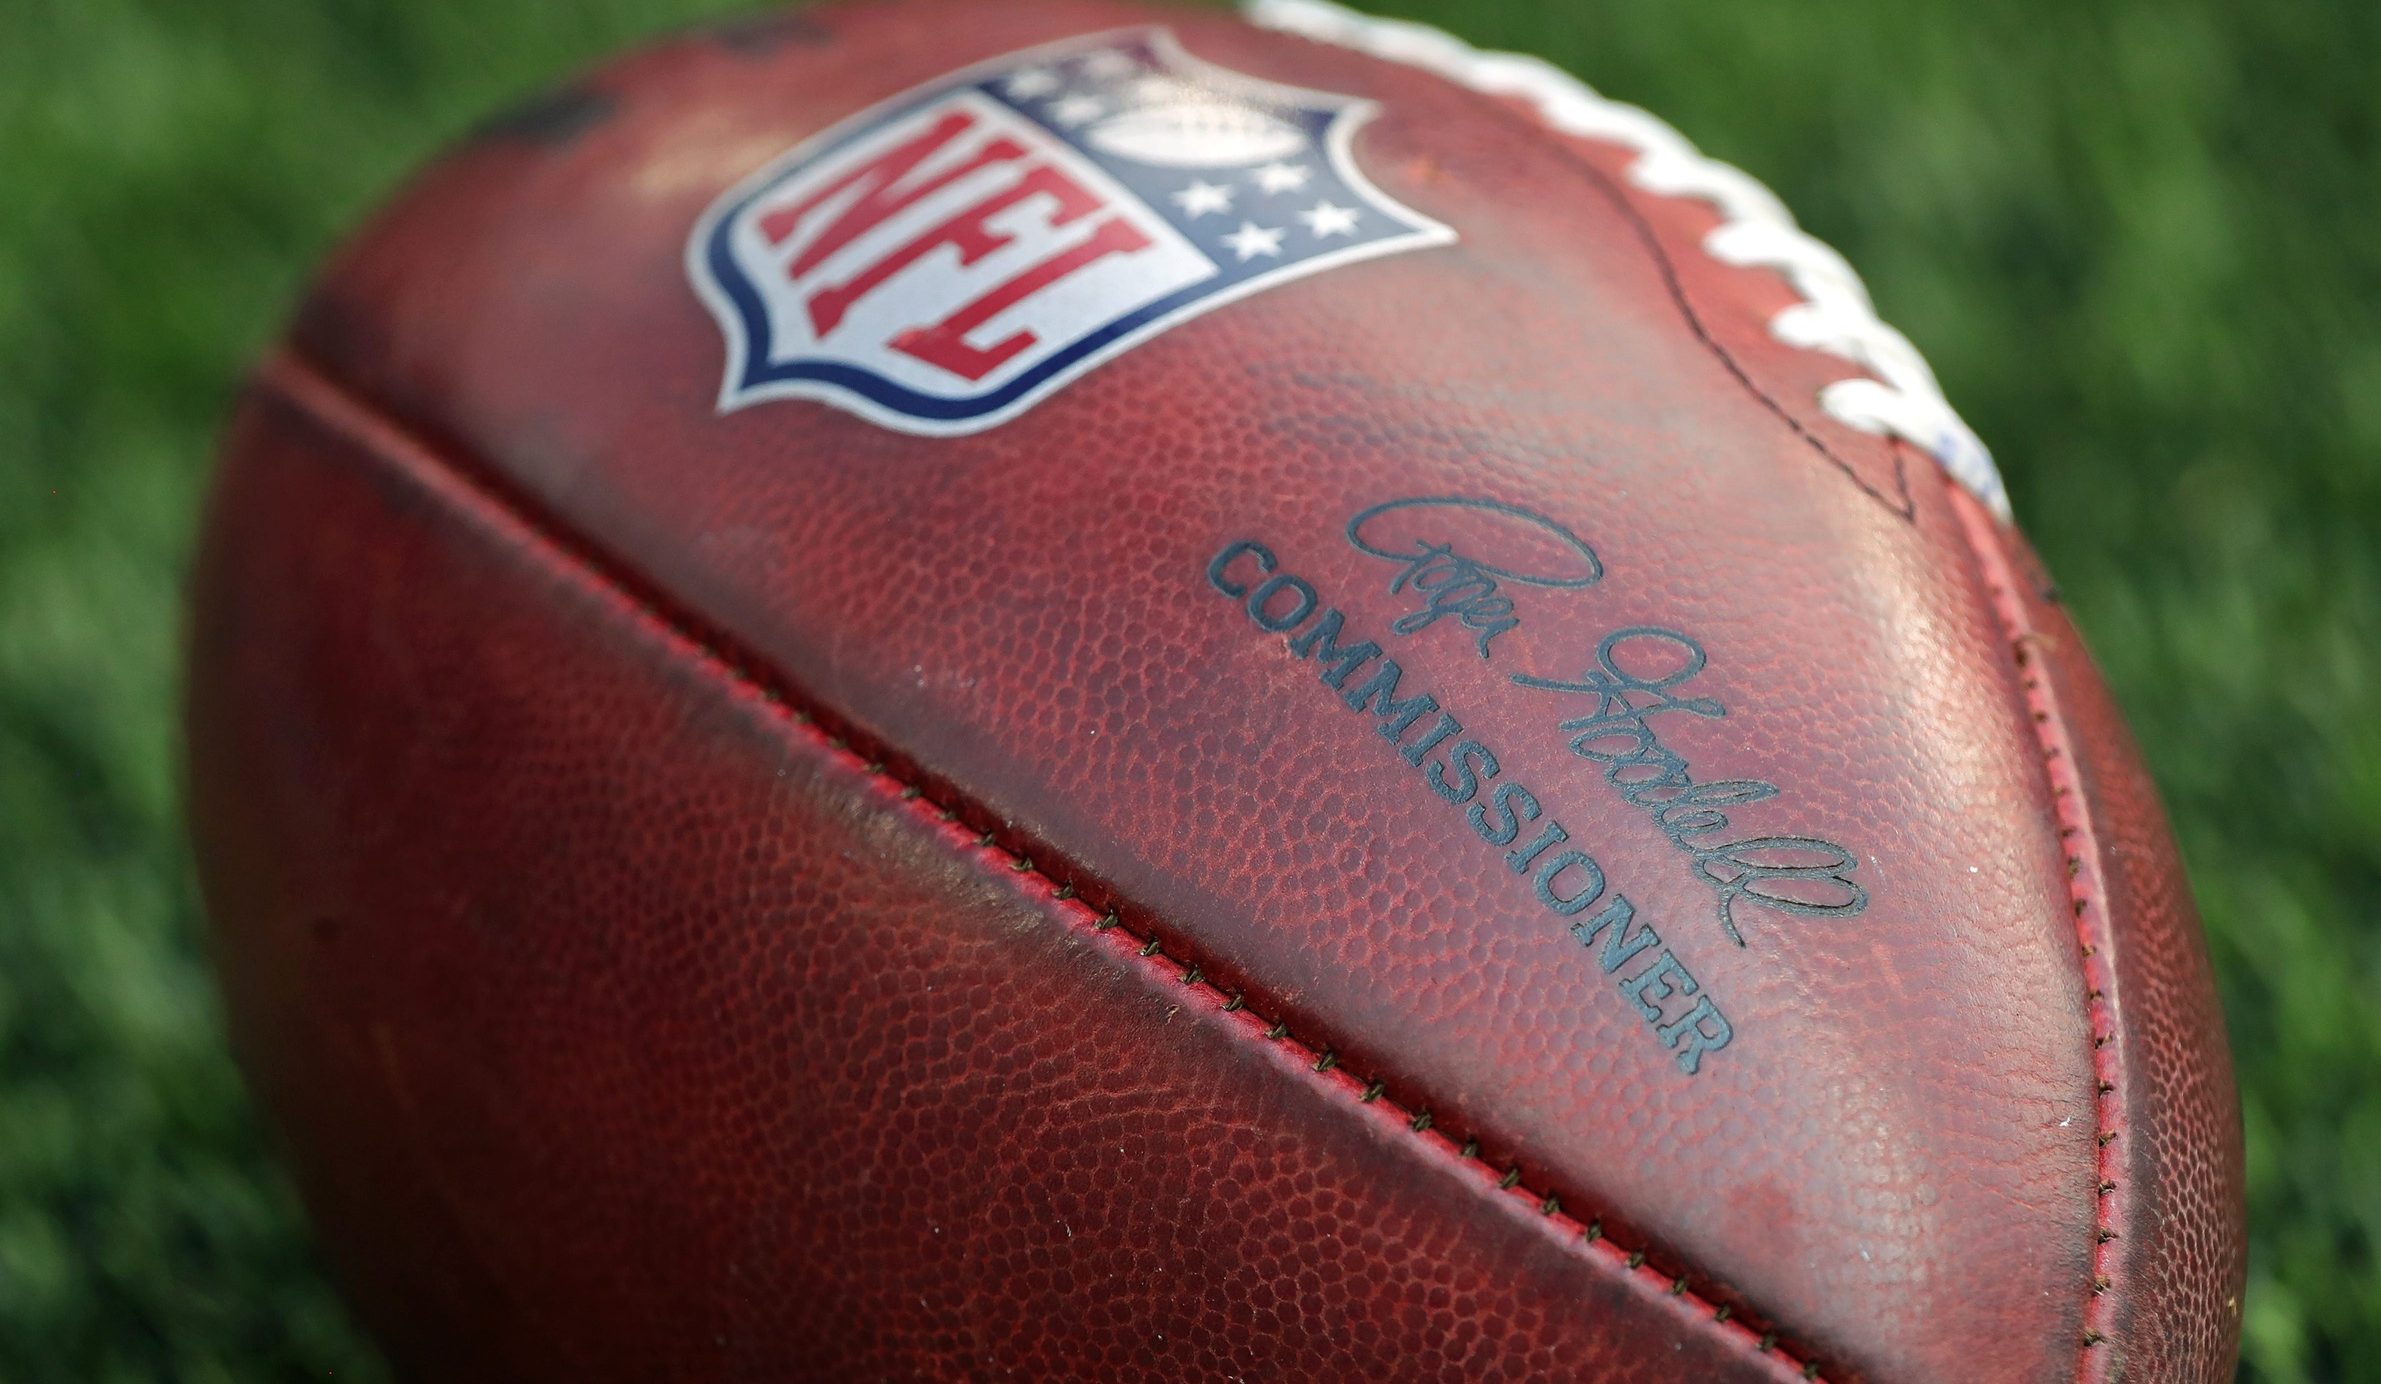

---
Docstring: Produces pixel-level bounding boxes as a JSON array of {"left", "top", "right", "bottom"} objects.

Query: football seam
[
  {"left": 257, "top": 348, "right": 1832, "bottom": 1384},
  {"left": 1945, "top": 473, "right": 2127, "bottom": 1380}
]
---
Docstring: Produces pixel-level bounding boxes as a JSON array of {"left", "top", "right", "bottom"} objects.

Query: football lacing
[{"left": 1246, "top": 0, "right": 2011, "bottom": 520}]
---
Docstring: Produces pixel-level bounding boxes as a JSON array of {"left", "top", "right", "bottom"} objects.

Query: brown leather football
[{"left": 185, "top": 1, "right": 2246, "bottom": 1379}]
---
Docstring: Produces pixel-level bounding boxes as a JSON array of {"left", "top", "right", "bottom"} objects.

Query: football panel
[{"left": 186, "top": 369, "right": 1815, "bottom": 1382}]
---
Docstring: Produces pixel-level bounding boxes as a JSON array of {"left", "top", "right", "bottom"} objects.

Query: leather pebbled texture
[{"left": 186, "top": 3, "right": 2246, "bottom": 1380}]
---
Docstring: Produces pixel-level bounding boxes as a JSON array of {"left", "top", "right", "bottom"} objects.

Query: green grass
[{"left": 1, "top": 0, "right": 2372, "bottom": 1378}]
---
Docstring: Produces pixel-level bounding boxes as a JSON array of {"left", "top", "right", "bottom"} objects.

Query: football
[{"left": 185, "top": 0, "right": 2246, "bottom": 1379}]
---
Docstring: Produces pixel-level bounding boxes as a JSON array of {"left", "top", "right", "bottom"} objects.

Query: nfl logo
[{"left": 687, "top": 28, "right": 1455, "bottom": 434}]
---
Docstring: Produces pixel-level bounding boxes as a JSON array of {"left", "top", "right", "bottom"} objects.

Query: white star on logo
[
  {"left": 1221, "top": 221, "right": 1285, "bottom": 261},
  {"left": 1252, "top": 161, "right": 1312, "bottom": 194},
  {"left": 1172, "top": 179, "right": 1234, "bottom": 218},
  {"left": 1048, "top": 93, "right": 1105, "bottom": 127},
  {"left": 1077, "top": 50, "right": 1139, "bottom": 81},
  {"left": 1004, "top": 67, "right": 1062, "bottom": 100},
  {"left": 1298, "top": 201, "right": 1361, "bottom": 237}
]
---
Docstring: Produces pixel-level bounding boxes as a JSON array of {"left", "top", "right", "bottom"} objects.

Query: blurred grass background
[{"left": 0, "top": 0, "right": 2372, "bottom": 1378}]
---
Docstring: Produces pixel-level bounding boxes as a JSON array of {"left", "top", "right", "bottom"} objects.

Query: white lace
[{"left": 1245, "top": 0, "right": 2010, "bottom": 520}]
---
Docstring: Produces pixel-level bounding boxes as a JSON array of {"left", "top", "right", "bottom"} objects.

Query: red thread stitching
[
  {"left": 258, "top": 351, "right": 1828, "bottom": 1384},
  {"left": 1944, "top": 473, "right": 2125, "bottom": 1379},
  {"left": 1475, "top": 64, "right": 2123, "bottom": 1365}
]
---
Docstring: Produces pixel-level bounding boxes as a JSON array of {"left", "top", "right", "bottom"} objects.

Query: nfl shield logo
[{"left": 687, "top": 28, "right": 1455, "bottom": 434}]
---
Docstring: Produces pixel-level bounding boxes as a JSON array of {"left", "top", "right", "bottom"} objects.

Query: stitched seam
[
  {"left": 1943, "top": 470, "right": 2124, "bottom": 1379},
  {"left": 257, "top": 349, "right": 1829, "bottom": 1384}
]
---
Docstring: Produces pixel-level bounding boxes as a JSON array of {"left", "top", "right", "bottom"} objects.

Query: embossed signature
[
  {"left": 1512, "top": 627, "right": 1867, "bottom": 946},
  {"left": 1345, "top": 496, "right": 1602, "bottom": 658}
]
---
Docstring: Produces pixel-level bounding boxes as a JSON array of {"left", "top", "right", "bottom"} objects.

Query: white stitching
[{"left": 1244, "top": 0, "right": 2011, "bottom": 521}]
